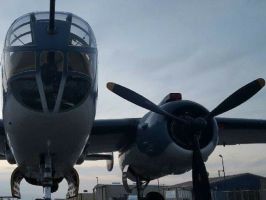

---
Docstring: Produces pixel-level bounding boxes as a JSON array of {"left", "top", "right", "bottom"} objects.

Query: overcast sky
[{"left": 0, "top": 0, "right": 266, "bottom": 199}]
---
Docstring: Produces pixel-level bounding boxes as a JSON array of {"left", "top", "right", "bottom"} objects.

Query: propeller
[
  {"left": 207, "top": 78, "right": 265, "bottom": 118},
  {"left": 192, "top": 134, "right": 211, "bottom": 199},
  {"left": 107, "top": 78, "right": 265, "bottom": 200},
  {"left": 107, "top": 82, "right": 187, "bottom": 124},
  {"left": 191, "top": 78, "right": 265, "bottom": 200}
]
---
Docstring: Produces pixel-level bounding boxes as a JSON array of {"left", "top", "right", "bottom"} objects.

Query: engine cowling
[
  {"left": 119, "top": 100, "right": 218, "bottom": 181},
  {"left": 0, "top": 134, "right": 6, "bottom": 157}
]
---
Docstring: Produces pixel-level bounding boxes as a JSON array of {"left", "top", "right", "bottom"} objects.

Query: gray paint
[{"left": 119, "top": 101, "right": 218, "bottom": 181}]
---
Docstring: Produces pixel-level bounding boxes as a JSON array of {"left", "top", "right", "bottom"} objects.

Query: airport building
[
  {"left": 67, "top": 173, "right": 266, "bottom": 200},
  {"left": 93, "top": 184, "right": 163, "bottom": 200},
  {"left": 166, "top": 173, "right": 266, "bottom": 200},
  {"left": 66, "top": 192, "right": 94, "bottom": 200}
]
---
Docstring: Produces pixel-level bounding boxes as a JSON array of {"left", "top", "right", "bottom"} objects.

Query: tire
[{"left": 145, "top": 192, "right": 164, "bottom": 200}]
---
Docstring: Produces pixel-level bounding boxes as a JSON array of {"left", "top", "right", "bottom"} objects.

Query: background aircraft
[{"left": 0, "top": 0, "right": 264, "bottom": 200}]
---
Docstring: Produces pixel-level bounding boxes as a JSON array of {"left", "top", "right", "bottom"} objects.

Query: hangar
[
  {"left": 93, "top": 184, "right": 162, "bottom": 200},
  {"left": 66, "top": 173, "right": 266, "bottom": 200},
  {"left": 168, "top": 173, "right": 266, "bottom": 200}
]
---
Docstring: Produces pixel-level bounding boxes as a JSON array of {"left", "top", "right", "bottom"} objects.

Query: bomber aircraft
[{"left": 0, "top": 0, "right": 266, "bottom": 200}]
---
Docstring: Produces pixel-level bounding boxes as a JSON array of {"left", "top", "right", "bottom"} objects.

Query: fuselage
[{"left": 1, "top": 12, "right": 98, "bottom": 179}]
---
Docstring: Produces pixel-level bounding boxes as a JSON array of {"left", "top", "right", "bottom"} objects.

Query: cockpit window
[
  {"left": 72, "top": 17, "right": 89, "bottom": 32},
  {"left": 35, "top": 13, "right": 51, "bottom": 21},
  {"left": 35, "top": 12, "right": 68, "bottom": 21},
  {"left": 68, "top": 52, "right": 96, "bottom": 78},
  {"left": 10, "top": 75, "right": 42, "bottom": 111},
  {"left": 5, "top": 51, "right": 36, "bottom": 78},
  {"left": 10, "top": 27, "right": 32, "bottom": 46},
  {"left": 69, "top": 16, "right": 96, "bottom": 48},
  {"left": 60, "top": 75, "right": 90, "bottom": 111},
  {"left": 7, "top": 15, "right": 33, "bottom": 46},
  {"left": 69, "top": 25, "right": 90, "bottom": 46},
  {"left": 10, "top": 15, "right": 30, "bottom": 32}
]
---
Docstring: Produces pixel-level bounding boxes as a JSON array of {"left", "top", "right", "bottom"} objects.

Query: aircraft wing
[
  {"left": 217, "top": 117, "right": 266, "bottom": 145},
  {"left": 87, "top": 118, "right": 140, "bottom": 153},
  {"left": 87, "top": 117, "right": 266, "bottom": 154}
]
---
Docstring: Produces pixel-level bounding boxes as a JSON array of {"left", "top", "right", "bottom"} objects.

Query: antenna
[{"left": 48, "top": 0, "right": 56, "bottom": 33}]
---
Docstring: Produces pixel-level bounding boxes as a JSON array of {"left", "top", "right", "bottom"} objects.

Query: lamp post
[
  {"left": 219, "top": 154, "right": 225, "bottom": 179},
  {"left": 157, "top": 179, "right": 160, "bottom": 191}
]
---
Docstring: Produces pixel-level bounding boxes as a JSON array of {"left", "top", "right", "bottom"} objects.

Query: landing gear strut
[
  {"left": 136, "top": 176, "right": 148, "bottom": 200},
  {"left": 43, "top": 155, "right": 52, "bottom": 200},
  {"left": 44, "top": 186, "right": 52, "bottom": 200},
  {"left": 122, "top": 165, "right": 149, "bottom": 200}
]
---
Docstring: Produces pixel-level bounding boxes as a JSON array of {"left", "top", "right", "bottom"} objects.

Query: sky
[{"left": 0, "top": 0, "right": 266, "bottom": 199}]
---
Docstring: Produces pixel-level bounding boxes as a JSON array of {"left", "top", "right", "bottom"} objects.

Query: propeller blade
[
  {"left": 192, "top": 135, "right": 212, "bottom": 200},
  {"left": 107, "top": 82, "right": 187, "bottom": 124},
  {"left": 208, "top": 78, "right": 265, "bottom": 118}
]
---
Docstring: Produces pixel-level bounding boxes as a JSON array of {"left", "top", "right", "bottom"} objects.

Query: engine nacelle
[
  {"left": 0, "top": 134, "right": 6, "bottom": 156},
  {"left": 119, "top": 100, "right": 218, "bottom": 181}
]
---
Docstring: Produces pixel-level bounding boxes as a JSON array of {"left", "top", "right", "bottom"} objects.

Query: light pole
[
  {"left": 157, "top": 179, "right": 160, "bottom": 191},
  {"left": 219, "top": 154, "right": 225, "bottom": 179},
  {"left": 96, "top": 176, "right": 99, "bottom": 185}
]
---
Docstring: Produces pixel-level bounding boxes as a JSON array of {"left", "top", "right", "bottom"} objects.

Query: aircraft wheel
[
  {"left": 51, "top": 183, "right": 59, "bottom": 193},
  {"left": 145, "top": 192, "right": 164, "bottom": 200}
]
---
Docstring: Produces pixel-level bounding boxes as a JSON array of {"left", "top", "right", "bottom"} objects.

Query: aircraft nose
[
  {"left": 10, "top": 72, "right": 91, "bottom": 113},
  {"left": 7, "top": 50, "right": 94, "bottom": 113}
]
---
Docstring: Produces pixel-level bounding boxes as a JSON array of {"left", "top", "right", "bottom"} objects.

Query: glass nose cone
[{"left": 40, "top": 51, "right": 63, "bottom": 111}]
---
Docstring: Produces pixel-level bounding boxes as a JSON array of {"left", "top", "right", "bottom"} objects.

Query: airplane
[{"left": 0, "top": 0, "right": 265, "bottom": 199}]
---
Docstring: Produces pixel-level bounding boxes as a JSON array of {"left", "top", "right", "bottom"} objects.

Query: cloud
[{"left": 0, "top": 0, "right": 266, "bottom": 199}]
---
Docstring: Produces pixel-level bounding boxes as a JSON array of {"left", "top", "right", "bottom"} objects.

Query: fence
[
  {"left": 163, "top": 190, "right": 266, "bottom": 200},
  {"left": 212, "top": 190, "right": 266, "bottom": 200}
]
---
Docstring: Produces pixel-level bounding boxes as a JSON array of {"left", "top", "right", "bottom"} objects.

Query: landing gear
[
  {"left": 145, "top": 192, "right": 164, "bottom": 200},
  {"left": 136, "top": 176, "right": 149, "bottom": 200},
  {"left": 65, "top": 168, "right": 79, "bottom": 198},
  {"left": 44, "top": 186, "right": 52, "bottom": 200},
  {"left": 11, "top": 167, "right": 23, "bottom": 199},
  {"left": 42, "top": 155, "right": 52, "bottom": 200},
  {"left": 122, "top": 165, "right": 149, "bottom": 200},
  {"left": 40, "top": 155, "right": 79, "bottom": 199}
]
